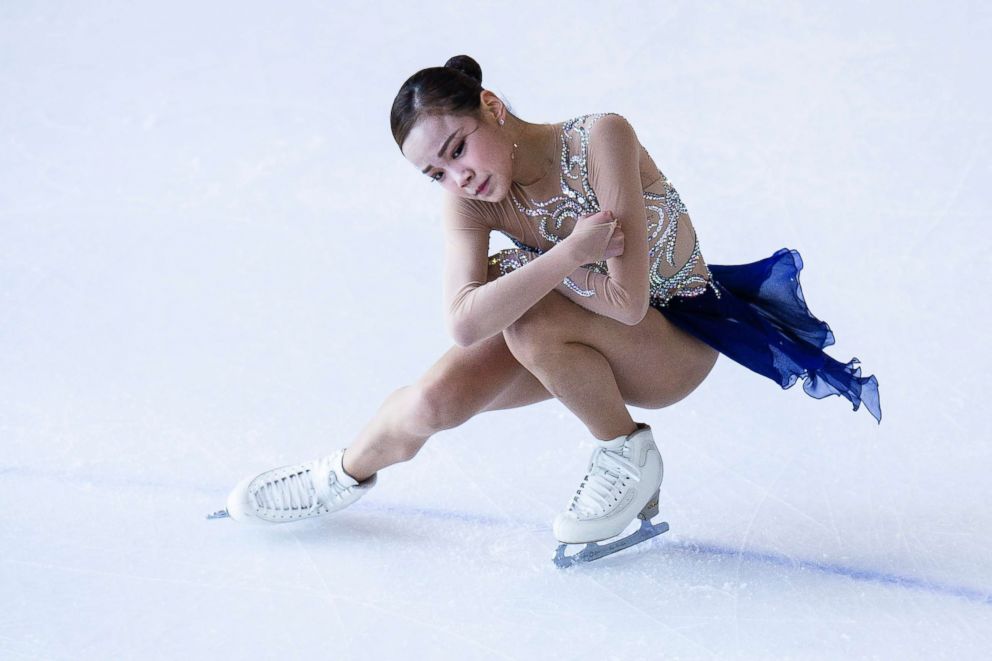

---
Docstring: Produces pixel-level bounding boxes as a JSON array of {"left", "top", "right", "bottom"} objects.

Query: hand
[
  {"left": 602, "top": 216, "right": 625, "bottom": 260},
  {"left": 564, "top": 209, "right": 624, "bottom": 264}
]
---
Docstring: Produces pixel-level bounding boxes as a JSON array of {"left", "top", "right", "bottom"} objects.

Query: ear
[{"left": 479, "top": 90, "right": 505, "bottom": 123}]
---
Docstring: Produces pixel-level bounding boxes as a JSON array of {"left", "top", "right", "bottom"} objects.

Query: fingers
[
  {"left": 581, "top": 209, "right": 615, "bottom": 222},
  {"left": 571, "top": 209, "right": 622, "bottom": 262}
]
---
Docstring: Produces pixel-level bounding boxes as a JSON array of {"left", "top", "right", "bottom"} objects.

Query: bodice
[{"left": 496, "top": 113, "right": 717, "bottom": 306}]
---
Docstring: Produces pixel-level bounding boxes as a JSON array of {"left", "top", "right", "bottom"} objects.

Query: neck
[{"left": 507, "top": 118, "right": 557, "bottom": 187}]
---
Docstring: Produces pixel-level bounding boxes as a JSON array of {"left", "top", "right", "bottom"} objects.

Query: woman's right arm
[{"left": 442, "top": 194, "right": 595, "bottom": 347}]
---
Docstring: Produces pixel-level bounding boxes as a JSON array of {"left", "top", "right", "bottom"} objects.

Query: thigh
[
  {"left": 511, "top": 291, "right": 719, "bottom": 409},
  {"left": 614, "top": 305, "right": 719, "bottom": 408},
  {"left": 418, "top": 332, "right": 554, "bottom": 415},
  {"left": 416, "top": 260, "right": 553, "bottom": 417}
]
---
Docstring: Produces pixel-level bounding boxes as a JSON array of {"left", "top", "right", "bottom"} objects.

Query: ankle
[
  {"left": 340, "top": 449, "right": 370, "bottom": 484},
  {"left": 596, "top": 423, "right": 639, "bottom": 444}
]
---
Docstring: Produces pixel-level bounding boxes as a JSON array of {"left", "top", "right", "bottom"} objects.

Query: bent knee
[{"left": 503, "top": 294, "right": 568, "bottom": 354}]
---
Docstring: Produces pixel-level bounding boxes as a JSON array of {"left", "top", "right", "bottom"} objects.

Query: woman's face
[{"left": 401, "top": 99, "right": 512, "bottom": 202}]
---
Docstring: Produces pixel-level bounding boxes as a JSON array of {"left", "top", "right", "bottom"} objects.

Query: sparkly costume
[{"left": 443, "top": 113, "right": 881, "bottom": 423}]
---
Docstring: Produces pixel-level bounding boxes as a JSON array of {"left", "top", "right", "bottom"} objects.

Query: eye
[{"left": 428, "top": 140, "right": 466, "bottom": 184}]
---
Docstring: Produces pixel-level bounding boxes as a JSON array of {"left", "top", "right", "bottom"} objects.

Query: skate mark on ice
[
  {"left": 570, "top": 549, "right": 718, "bottom": 657},
  {"left": 2, "top": 465, "right": 989, "bottom": 606},
  {"left": 0, "top": 463, "right": 224, "bottom": 495},
  {"left": 732, "top": 445, "right": 802, "bottom": 651},
  {"left": 359, "top": 501, "right": 992, "bottom": 607},
  {"left": 664, "top": 538, "right": 992, "bottom": 607},
  {"left": 431, "top": 447, "right": 548, "bottom": 557},
  {"left": 900, "top": 127, "right": 987, "bottom": 262},
  {"left": 291, "top": 530, "right": 346, "bottom": 633}
]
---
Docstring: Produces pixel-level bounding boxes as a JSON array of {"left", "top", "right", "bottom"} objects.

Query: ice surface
[{"left": 2, "top": 1, "right": 990, "bottom": 659}]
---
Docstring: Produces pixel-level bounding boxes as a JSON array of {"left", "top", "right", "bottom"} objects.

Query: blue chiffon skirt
[{"left": 655, "top": 248, "right": 882, "bottom": 423}]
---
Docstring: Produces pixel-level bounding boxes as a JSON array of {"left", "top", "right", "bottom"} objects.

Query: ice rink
[{"left": 3, "top": 1, "right": 990, "bottom": 658}]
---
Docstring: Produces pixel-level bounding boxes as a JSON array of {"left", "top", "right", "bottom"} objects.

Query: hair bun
[{"left": 443, "top": 55, "right": 483, "bottom": 85}]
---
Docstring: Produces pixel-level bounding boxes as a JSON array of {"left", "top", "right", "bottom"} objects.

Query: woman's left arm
[{"left": 553, "top": 114, "right": 651, "bottom": 325}]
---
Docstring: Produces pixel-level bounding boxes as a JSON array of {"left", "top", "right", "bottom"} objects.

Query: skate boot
[
  {"left": 553, "top": 422, "right": 668, "bottom": 567},
  {"left": 208, "top": 448, "right": 377, "bottom": 523}
]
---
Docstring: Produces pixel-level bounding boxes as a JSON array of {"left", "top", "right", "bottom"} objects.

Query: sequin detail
[
  {"left": 505, "top": 112, "right": 721, "bottom": 307},
  {"left": 643, "top": 179, "right": 721, "bottom": 307},
  {"left": 488, "top": 242, "right": 597, "bottom": 297},
  {"left": 510, "top": 114, "right": 605, "bottom": 244},
  {"left": 488, "top": 248, "right": 535, "bottom": 278}
]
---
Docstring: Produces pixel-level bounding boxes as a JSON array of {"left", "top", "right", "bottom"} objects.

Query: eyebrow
[{"left": 420, "top": 130, "right": 460, "bottom": 174}]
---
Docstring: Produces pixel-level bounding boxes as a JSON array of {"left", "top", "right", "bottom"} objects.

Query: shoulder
[
  {"left": 565, "top": 112, "right": 637, "bottom": 140},
  {"left": 566, "top": 113, "right": 640, "bottom": 164},
  {"left": 585, "top": 112, "right": 638, "bottom": 148},
  {"left": 579, "top": 113, "right": 641, "bottom": 176}
]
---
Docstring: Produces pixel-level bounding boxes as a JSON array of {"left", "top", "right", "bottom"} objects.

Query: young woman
[{"left": 214, "top": 56, "right": 881, "bottom": 555}]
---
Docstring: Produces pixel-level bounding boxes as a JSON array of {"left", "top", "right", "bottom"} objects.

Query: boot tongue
[{"left": 600, "top": 432, "right": 629, "bottom": 455}]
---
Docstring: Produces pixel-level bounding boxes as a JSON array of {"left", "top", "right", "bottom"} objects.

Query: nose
[{"left": 456, "top": 169, "right": 474, "bottom": 191}]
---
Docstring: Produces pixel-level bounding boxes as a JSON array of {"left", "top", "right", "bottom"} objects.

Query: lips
[{"left": 475, "top": 177, "right": 490, "bottom": 196}]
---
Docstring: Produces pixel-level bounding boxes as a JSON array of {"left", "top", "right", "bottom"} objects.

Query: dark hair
[{"left": 390, "top": 55, "right": 485, "bottom": 151}]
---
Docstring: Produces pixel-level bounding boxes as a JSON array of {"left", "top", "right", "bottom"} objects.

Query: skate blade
[
  {"left": 553, "top": 518, "right": 669, "bottom": 569},
  {"left": 206, "top": 509, "right": 230, "bottom": 520}
]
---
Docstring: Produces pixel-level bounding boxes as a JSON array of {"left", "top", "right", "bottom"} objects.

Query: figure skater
[{"left": 211, "top": 55, "right": 881, "bottom": 565}]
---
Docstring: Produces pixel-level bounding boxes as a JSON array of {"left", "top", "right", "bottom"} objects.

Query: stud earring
[{"left": 498, "top": 118, "right": 505, "bottom": 126}]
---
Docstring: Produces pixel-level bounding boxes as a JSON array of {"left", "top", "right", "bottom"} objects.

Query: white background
[{"left": 2, "top": 1, "right": 990, "bottom": 658}]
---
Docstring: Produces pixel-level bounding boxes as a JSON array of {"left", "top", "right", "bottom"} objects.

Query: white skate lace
[
  {"left": 569, "top": 448, "right": 641, "bottom": 518},
  {"left": 256, "top": 455, "right": 348, "bottom": 515}
]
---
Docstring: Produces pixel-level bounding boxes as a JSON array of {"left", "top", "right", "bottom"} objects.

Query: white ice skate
[
  {"left": 553, "top": 422, "right": 668, "bottom": 568},
  {"left": 207, "top": 448, "right": 376, "bottom": 523}
]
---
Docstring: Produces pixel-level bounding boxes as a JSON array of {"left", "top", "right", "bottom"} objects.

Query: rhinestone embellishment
[{"left": 504, "top": 113, "right": 720, "bottom": 306}]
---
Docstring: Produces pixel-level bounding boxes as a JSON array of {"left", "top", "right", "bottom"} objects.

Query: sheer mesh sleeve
[
  {"left": 442, "top": 195, "right": 583, "bottom": 346},
  {"left": 546, "top": 113, "right": 652, "bottom": 324}
]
